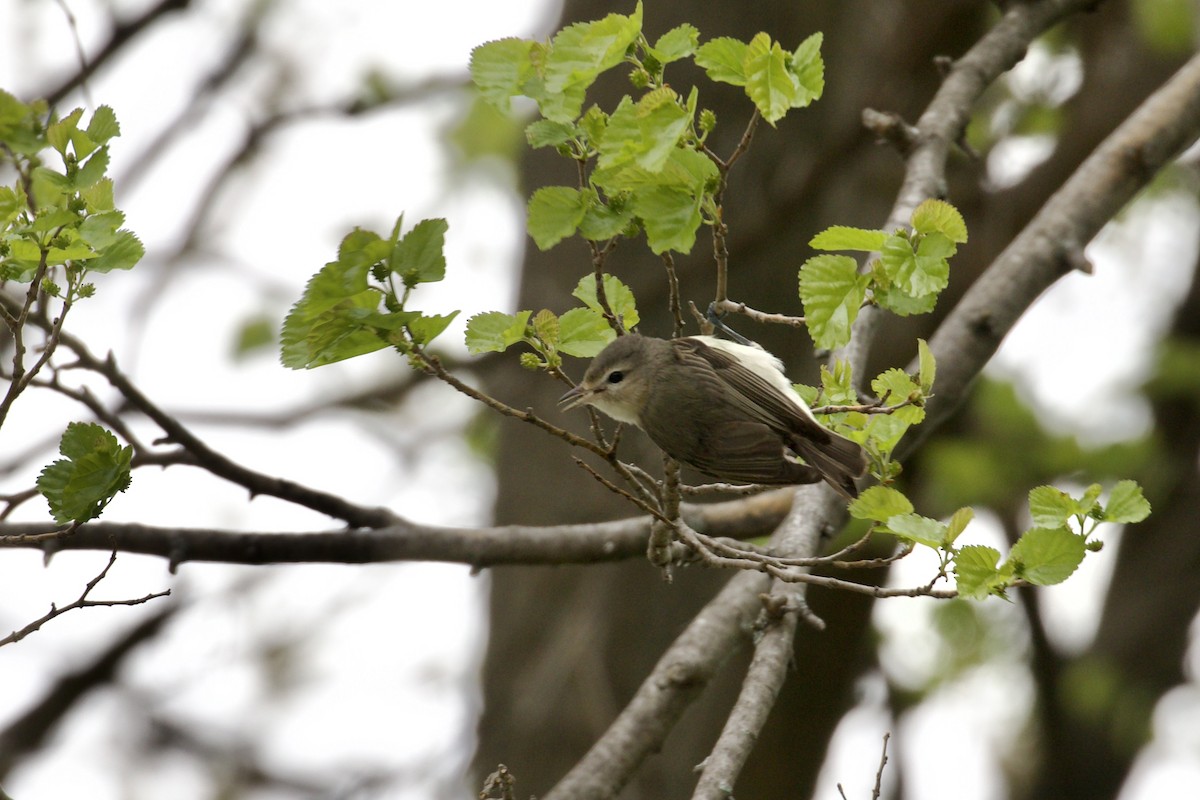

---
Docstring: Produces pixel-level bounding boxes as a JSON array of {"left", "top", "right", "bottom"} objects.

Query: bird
[{"left": 558, "top": 334, "right": 867, "bottom": 499}]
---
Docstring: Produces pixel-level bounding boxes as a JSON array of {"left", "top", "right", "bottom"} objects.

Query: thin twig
[
  {"left": 0, "top": 551, "right": 170, "bottom": 648},
  {"left": 710, "top": 299, "right": 806, "bottom": 329}
]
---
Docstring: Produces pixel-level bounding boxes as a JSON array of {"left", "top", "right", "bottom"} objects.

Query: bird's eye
[{"left": 607, "top": 370, "right": 624, "bottom": 385}]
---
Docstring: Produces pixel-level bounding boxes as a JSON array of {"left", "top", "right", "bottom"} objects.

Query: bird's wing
[
  {"left": 672, "top": 338, "right": 832, "bottom": 443},
  {"left": 679, "top": 419, "right": 822, "bottom": 486}
]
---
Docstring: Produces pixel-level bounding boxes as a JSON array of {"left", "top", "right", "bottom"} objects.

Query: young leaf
[
  {"left": 597, "top": 89, "right": 691, "bottom": 173},
  {"left": 809, "top": 225, "right": 887, "bottom": 252},
  {"left": 798, "top": 254, "right": 868, "bottom": 350},
  {"left": 651, "top": 24, "right": 700, "bottom": 64},
  {"left": 789, "top": 32, "right": 825, "bottom": 106},
  {"left": 954, "top": 545, "right": 1004, "bottom": 600},
  {"left": 558, "top": 307, "right": 616, "bottom": 357},
  {"left": 37, "top": 422, "right": 133, "bottom": 525},
  {"left": 528, "top": 186, "right": 587, "bottom": 250},
  {"left": 849, "top": 485, "right": 914, "bottom": 523},
  {"left": 572, "top": 273, "right": 640, "bottom": 329},
  {"left": 81, "top": 229, "right": 144, "bottom": 273},
  {"left": 629, "top": 185, "right": 701, "bottom": 254},
  {"left": 743, "top": 32, "right": 796, "bottom": 124},
  {"left": 886, "top": 513, "right": 947, "bottom": 549},
  {"left": 695, "top": 37, "right": 749, "bottom": 86},
  {"left": 85, "top": 105, "right": 121, "bottom": 145},
  {"left": 280, "top": 245, "right": 389, "bottom": 369},
  {"left": 465, "top": 310, "right": 532, "bottom": 354},
  {"left": 541, "top": 2, "right": 644, "bottom": 122},
  {"left": 945, "top": 506, "right": 974, "bottom": 545},
  {"left": 1028, "top": 485, "right": 1076, "bottom": 528},
  {"left": 526, "top": 119, "right": 576, "bottom": 149},
  {"left": 1008, "top": 526, "right": 1085, "bottom": 586},
  {"left": 917, "top": 338, "right": 936, "bottom": 394},
  {"left": 470, "top": 38, "right": 537, "bottom": 108},
  {"left": 407, "top": 311, "right": 460, "bottom": 346},
  {"left": 880, "top": 232, "right": 950, "bottom": 298},
  {"left": 911, "top": 198, "right": 968, "bottom": 244},
  {"left": 1102, "top": 480, "right": 1151, "bottom": 524},
  {"left": 391, "top": 217, "right": 448, "bottom": 287}
]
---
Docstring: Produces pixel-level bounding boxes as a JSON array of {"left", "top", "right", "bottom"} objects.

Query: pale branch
[
  {"left": 0, "top": 551, "right": 170, "bottom": 648},
  {"left": 693, "top": 492, "right": 828, "bottom": 800},
  {"left": 710, "top": 299, "right": 806, "bottom": 329},
  {"left": 0, "top": 491, "right": 794, "bottom": 569},
  {"left": 544, "top": 4, "right": 1105, "bottom": 798},
  {"left": 544, "top": 569, "right": 775, "bottom": 800},
  {"left": 911, "top": 48, "right": 1200, "bottom": 452}
]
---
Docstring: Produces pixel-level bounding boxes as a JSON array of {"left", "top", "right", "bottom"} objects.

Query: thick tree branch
[
  {"left": 910, "top": 49, "right": 1200, "bottom": 452},
  {"left": 0, "top": 491, "right": 793, "bottom": 569}
]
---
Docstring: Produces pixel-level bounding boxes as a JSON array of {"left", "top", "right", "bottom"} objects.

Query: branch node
[{"left": 861, "top": 108, "right": 920, "bottom": 157}]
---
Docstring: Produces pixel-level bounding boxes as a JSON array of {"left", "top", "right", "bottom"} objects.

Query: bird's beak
[{"left": 558, "top": 384, "right": 593, "bottom": 411}]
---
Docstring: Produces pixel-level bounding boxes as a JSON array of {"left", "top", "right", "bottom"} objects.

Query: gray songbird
[{"left": 558, "top": 334, "right": 867, "bottom": 499}]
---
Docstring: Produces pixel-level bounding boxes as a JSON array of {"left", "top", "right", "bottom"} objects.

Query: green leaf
[
  {"left": 46, "top": 108, "right": 83, "bottom": 156},
  {"left": 37, "top": 422, "right": 133, "bottom": 525},
  {"left": 880, "top": 232, "right": 951, "bottom": 298},
  {"left": 572, "top": 273, "right": 640, "bottom": 329},
  {"left": 650, "top": 24, "right": 699, "bottom": 64},
  {"left": 0, "top": 185, "right": 21, "bottom": 224},
  {"left": 578, "top": 195, "right": 634, "bottom": 241},
  {"left": 596, "top": 89, "right": 691, "bottom": 173},
  {"left": 1008, "top": 526, "right": 1085, "bottom": 586},
  {"left": 469, "top": 37, "right": 537, "bottom": 108},
  {"left": 789, "top": 32, "right": 825, "bottom": 107},
  {"left": 541, "top": 1, "right": 644, "bottom": 122},
  {"left": 809, "top": 225, "right": 887, "bottom": 252},
  {"left": 1103, "top": 480, "right": 1151, "bottom": 524},
  {"left": 917, "top": 338, "right": 936, "bottom": 394},
  {"left": 391, "top": 217, "right": 448, "bottom": 287},
  {"left": 849, "top": 485, "right": 914, "bottom": 523},
  {"left": 743, "top": 32, "right": 796, "bottom": 124},
  {"left": 85, "top": 105, "right": 120, "bottom": 145},
  {"left": 695, "top": 37, "right": 749, "bottom": 86},
  {"left": 531, "top": 309, "right": 560, "bottom": 347},
  {"left": 799, "top": 254, "right": 868, "bottom": 350},
  {"left": 74, "top": 145, "right": 110, "bottom": 189},
  {"left": 465, "top": 310, "right": 532, "bottom": 354},
  {"left": 528, "top": 186, "right": 587, "bottom": 250},
  {"left": 945, "top": 507, "right": 974, "bottom": 545},
  {"left": 911, "top": 198, "right": 968, "bottom": 243},
  {"left": 408, "top": 310, "right": 460, "bottom": 346},
  {"left": 280, "top": 242, "right": 390, "bottom": 369},
  {"left": 629, "top": 185, "right": 700, "bottom": 254},
  {"left": 887, "top": 513, "right": 947, "bottom": 549},
  {"left": 1028, "top": 485, "right": 1076, "bottom": 528},
  {"left": 873, "top": 281, "right": 939, "bottom": 317},
  {"left": 526, "top": 119, "right": 576, "bottom": 149},
  {"left": 954, "top": 545, "right": 1004, "bottom": 600},
  {"left": 558, "top": 307, "right": 617, "bottom": 357},
  {"left": 85, "top": 229, "right": 144, "bottom": 273}
]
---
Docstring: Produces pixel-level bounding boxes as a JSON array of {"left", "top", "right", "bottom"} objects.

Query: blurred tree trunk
[{"left": 474, "top": 2, "right": 1194, "bottom": 798}]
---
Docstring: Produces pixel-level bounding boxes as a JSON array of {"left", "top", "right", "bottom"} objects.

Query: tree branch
[
  {"left": 0, "top": 491, "right": 793, "bottom": 569},
  {"left": 909, "top": 49, "right": 1200, "bottom": 452}
]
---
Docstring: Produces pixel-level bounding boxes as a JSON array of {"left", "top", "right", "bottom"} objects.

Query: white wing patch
[{"left": 687, "top": 336, "right": 818, "bottom": 423}]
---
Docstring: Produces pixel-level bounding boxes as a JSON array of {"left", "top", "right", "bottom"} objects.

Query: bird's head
[{"left": 558, "top": 334, "right": 659, "bottom": 426}]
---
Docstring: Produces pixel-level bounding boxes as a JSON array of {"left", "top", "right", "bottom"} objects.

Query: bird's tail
[{"left": 791, "top": 431, "right": 868, "bottom": 500}]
